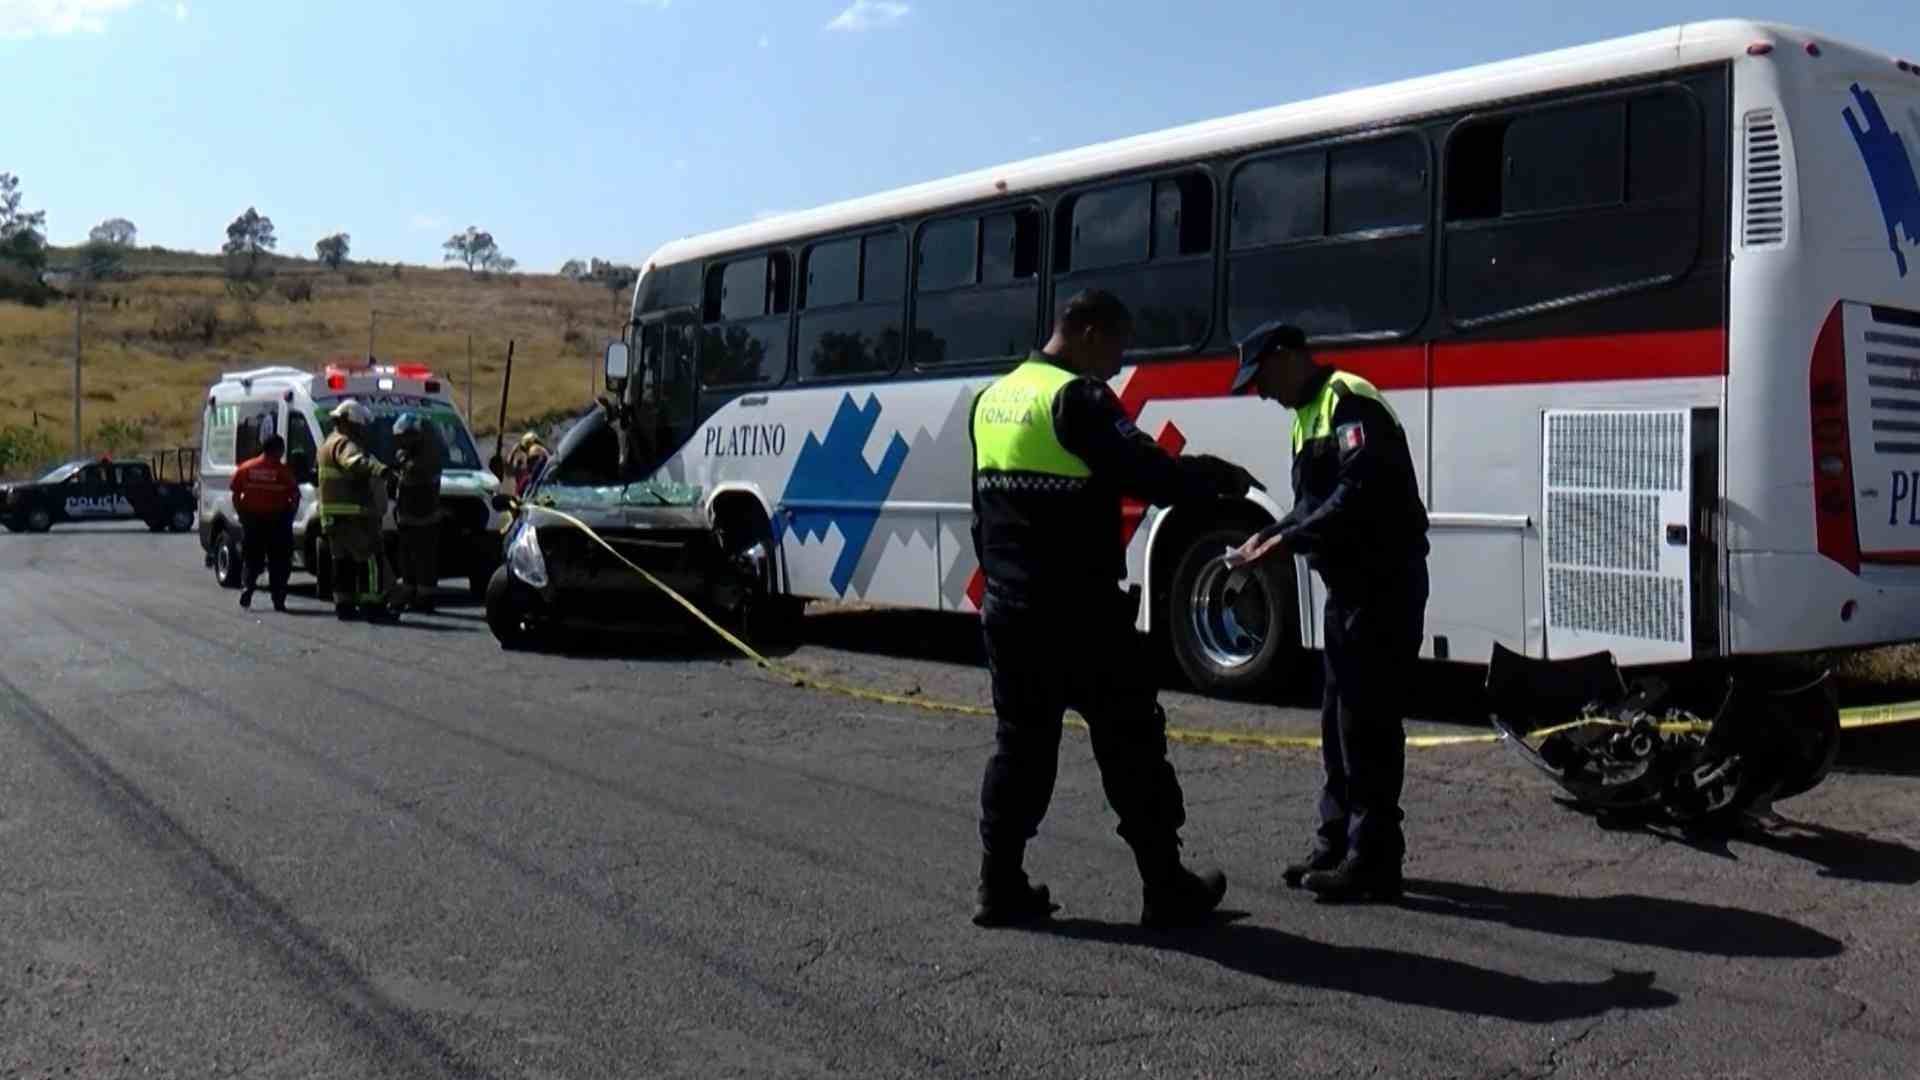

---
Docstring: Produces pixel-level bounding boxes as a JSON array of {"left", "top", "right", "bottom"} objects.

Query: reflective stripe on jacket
[{"left": 317, "top": 431, "right": 385, "bottom": 522}]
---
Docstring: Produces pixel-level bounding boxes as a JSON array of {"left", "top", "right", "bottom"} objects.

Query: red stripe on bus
[
  {"left": 1093, "top": 329, "right": 1725, "bottom": 405},
  {"left": 1428, "top": 328, "right": 1726, "bottom": 388}
]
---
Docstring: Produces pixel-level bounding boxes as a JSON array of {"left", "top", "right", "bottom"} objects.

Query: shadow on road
[
  {"left": 802, "top": 608, "right": 986, "bottom": 667},
  {"left": 797, "top": 607, "right": 1494, "bottom": 717},
  {"left": 1033, "top": 914, "right": 1678, "bottom": 1023},
  {"left": 1546, "top": 800, "right": 1920, "bottom": 885},
  {"left": 1395, "top": 879, "right": 1843, "bottom": 957},
  {"left": 1834, "top": 722, "right": 1920, "bottom": 778},
  {"left": 1719, "top": 813, "right": 1920, "bottom": 885}
]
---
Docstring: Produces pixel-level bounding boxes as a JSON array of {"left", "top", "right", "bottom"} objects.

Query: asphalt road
[{"left": 3, "top": 525, "right": 1919, "bottom": 1079}]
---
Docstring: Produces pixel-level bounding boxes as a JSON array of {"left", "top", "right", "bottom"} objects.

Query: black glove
[
  {"left": 1188, "top": 454, "right": 1260, "bottom": 498},
  {"left": 384, "top": 472, "right": 400, "bottom": 500}
]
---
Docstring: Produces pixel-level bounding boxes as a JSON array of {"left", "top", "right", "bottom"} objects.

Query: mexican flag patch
[{"left": 1337, "top": 422, "right": 1366, "bottom": 452}]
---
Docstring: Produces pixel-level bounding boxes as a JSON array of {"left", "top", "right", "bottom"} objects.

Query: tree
[
  {"left": 442, "top": 226, "right": 499, "bottom": 274},
  {"left": 88, "top": 217, "right": 137, "bottom": 246},
  {"left": 589, "top": 257, "right": 637, "bottom": 294},
  {"left": 0, "top": 172, "right": 48, "bottom": 275},
  {"left": 559, "top": 259, "right": 587, "bottom": 279},
  {"left": 221, "top": 207, "right": 277, "bottom": 294},
  {"left": 485, "top": 253, "right": 517, "bottom": 273},
  {"left": 315, "top": 232, "right": 350, "bottom": 270},
  {"left": 78, "top": 240, "right": 123, "bottom": 285}
]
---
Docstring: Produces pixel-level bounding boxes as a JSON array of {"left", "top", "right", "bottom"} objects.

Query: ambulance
[{"left": 196, "top": 360, "right": 507, "bottom": 599}]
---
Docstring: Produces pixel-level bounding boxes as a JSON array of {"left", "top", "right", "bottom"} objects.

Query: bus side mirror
[{"left": 604, "top": 341, "right": 630, "bottom": 394}]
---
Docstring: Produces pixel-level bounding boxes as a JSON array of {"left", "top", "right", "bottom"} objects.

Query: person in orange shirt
[{"left": 230, "top": 433, "right": 300, "bottom": 612}]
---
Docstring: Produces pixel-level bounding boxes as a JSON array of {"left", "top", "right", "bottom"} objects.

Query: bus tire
[
  {"left": 1167, "top": 525, "right": 1300, "bottom": 699},
  {"left": 211, "top": 525, "right": 243, "bottom": 588}
]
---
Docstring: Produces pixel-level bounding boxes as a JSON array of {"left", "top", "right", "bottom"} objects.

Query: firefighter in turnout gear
[
  {"left": 388, "top": 411, "right": 444, "bottom": 614},
  {"left": 318, "top": 399, "right": 397, "bottom": 621},
  {"left": 1227, "top": 321, "right": 1430, "bottom": 902},
  {"left": 967, "top": 288, "right": 1262, "bottom": 930}
]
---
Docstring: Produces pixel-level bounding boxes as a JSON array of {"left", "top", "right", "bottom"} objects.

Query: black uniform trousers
[
  {"left": 1315, "top": 560, "right": 1428, "bottom": 866},
  {"left": 239, "top": 510, "right": 295, "bottom": 599},
  {"left": 978, "top": 589, "right": 1185, "bottom": 869},
  {"left": 397, "top": 521, "right": 440, "bottom": 599}
]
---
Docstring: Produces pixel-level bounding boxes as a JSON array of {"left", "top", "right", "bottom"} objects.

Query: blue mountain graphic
[
  {"left": 776, "top": 393, "right": 910, "bottom": 595},
  {"left": 1844, "top": 83, "right": 1920, "bottom": 278}
]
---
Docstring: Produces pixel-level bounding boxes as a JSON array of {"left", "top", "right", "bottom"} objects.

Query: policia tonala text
[{"left": 967, "top": 289, "right": 1262, "bottom": 929}]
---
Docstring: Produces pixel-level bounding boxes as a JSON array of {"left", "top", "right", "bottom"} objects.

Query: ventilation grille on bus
[
  {"left": 1865, "top": 306, "right": 1920, "bottom": 456},
  {"left": 1743, "top": 109, "right": 1787, "bottom": 248},
  {"left": 1543, "top": 411, "right": 1688, "bottom": 645}
]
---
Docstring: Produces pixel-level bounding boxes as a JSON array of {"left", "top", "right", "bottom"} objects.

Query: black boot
[
  {"left": 335, "top": 603, "right": 360, "bottom": 621},
  {"left": 1137, "top": 846, "right": 1227, "bottom": 930},
  {"left": 1282, "top": 844, "right": 1344, "bottom": 888},
  {"left": 1301, "top": 854, "right": 1402, "bottom": 903},
  {"left": 239, "top": 587, "right": 254, "bottom": 609},
  {"left": 972, "top": 855, "right": 1058, "bottom": 928}
]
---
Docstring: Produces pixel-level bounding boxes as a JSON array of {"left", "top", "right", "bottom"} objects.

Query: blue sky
[{"left": 2, "top": 1, "right": 1910, "bottom": 272}]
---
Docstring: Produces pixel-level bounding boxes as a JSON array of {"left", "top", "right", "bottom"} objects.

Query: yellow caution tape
[{"left": 527, "top": 505, "right": 1920, "bottom": 752}]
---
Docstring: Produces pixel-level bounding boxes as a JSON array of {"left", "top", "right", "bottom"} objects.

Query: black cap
[{"left": 1230, "top": 321, "right": 1308, "bottom": 394}]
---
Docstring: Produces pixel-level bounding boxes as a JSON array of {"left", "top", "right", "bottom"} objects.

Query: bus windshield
[{"left": 313, "top": 399, "right": 484, "bottom": 471}]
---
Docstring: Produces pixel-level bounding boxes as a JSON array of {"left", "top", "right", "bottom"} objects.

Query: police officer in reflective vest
[
  {"left": 968, "top": 288, "right": 1260, "bottom": 929},
  {"left": 1226, "top": 321, "right": 1430, "bottom": 901},
  {"left": 318, "top": 399, "right": 397, "bottom": 621}
]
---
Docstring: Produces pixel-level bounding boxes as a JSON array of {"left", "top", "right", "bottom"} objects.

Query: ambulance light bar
[{"left": 323, "top": 363, "right": 443, "bottom": 395}]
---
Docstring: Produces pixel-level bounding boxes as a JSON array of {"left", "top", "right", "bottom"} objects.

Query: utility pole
[
  {"left": 466, "top": 334, "right": 474, "bottom": 416},
  {"left": 72, "top": 297, "right": 82, "bottom": 458},
  {"left": 367, "top": 308, "right": 377, "bottom": 363}
]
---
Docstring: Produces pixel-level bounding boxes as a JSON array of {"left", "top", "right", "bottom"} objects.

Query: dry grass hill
[{"left": 0, "top": 246, "right": 627, "bottom": 477}]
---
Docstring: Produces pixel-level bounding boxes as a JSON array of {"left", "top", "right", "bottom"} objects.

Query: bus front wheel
[{"left": 1167, "top": 525, "right": 1300, "bottom": 699}]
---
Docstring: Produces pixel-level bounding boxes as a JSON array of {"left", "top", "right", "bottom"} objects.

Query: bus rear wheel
[{"left": 1167, "top": 525, "right": 1300, "bottom": 699}]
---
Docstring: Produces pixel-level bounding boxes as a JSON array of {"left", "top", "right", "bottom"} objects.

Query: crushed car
[{"left": 1485, "top": 642, "right": 1843, "bottom": 827}]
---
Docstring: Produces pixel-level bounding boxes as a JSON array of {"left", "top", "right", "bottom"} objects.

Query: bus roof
[{"left": 637, "top": 19, "right": 1890, "bottom": 278}]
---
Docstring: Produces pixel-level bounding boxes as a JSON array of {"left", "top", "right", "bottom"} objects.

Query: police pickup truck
[{"left": 1, "top": 457, "right": 198, "bottom": 533}]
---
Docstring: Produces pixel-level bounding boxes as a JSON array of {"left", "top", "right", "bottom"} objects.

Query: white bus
[{"left": 504, "top": 19, "right": 1920, "bottom": 697}]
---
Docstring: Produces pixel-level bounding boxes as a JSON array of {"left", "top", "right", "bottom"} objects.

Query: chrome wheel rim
[
  {"left": 1188, "top": 556, "right": 1272, "bottom": 670},
  {"left": 214, "top": 539, "right": 233, "bottom": 581}
]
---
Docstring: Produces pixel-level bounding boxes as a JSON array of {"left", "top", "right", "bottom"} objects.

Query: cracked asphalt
[{"left": 3, "top": 525, "right": 1919, "bottom": 1078}]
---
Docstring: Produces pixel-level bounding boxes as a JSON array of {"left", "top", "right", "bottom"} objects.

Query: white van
[{"left": 197, "top": 361, "right": 507, "bottom": 598}]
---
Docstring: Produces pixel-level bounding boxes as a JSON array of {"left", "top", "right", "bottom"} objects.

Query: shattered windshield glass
[{"left": 526, "top": 407, "right": 699, "bottom": 508}]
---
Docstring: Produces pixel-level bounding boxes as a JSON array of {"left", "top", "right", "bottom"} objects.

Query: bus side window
[
  {"left": 1053, "top": 171, "right": 1214, "bottom": 354},
  {"left": 911, "top": 209, "right": 1041, "bottom": 370},
  {"left": 1443, "top": 87, "right": 1702, "bottom": 326},
  {"left": 700, "top": 253, "right": 791, "bottom": 388},
  {"left": 797, "top": 229, "right": 906, "bottom": 381},
  {"left": 1227, "top": 133, "right": 1431, "bottom": 342}
]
